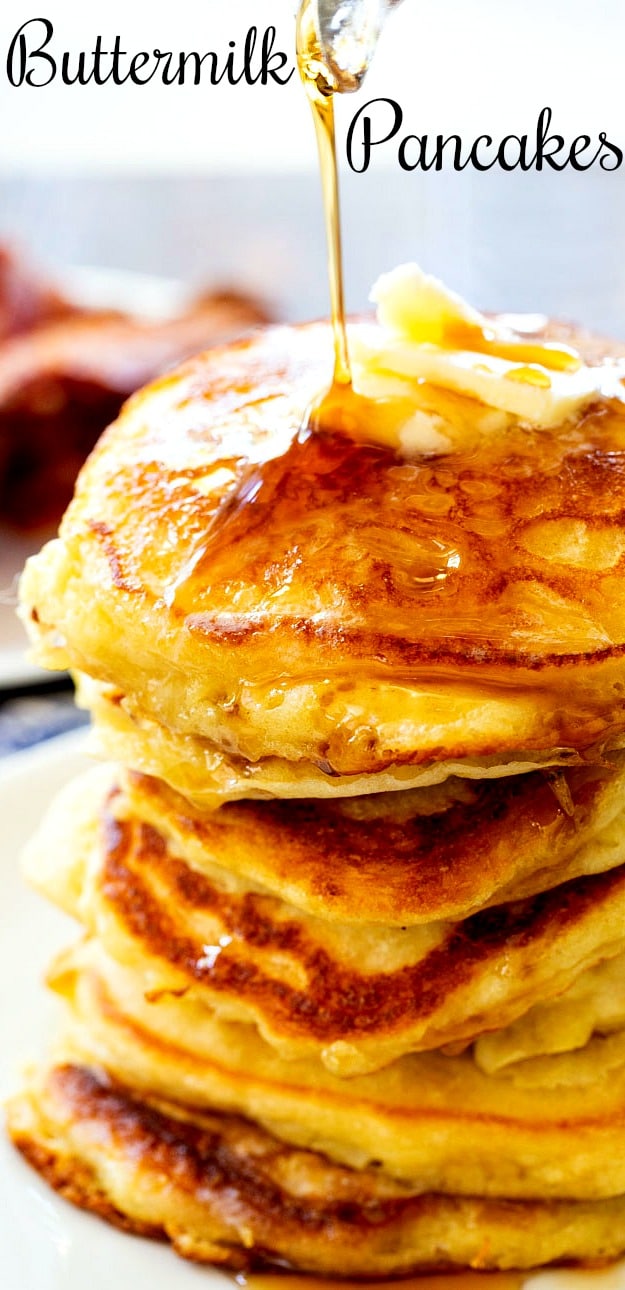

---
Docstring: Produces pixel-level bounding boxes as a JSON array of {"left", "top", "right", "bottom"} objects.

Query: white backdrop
[{"left": 0, "top": 0, "right": 623, "bottom": 172}]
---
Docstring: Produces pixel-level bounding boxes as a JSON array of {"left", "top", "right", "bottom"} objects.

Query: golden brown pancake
[
  {"left": 14, "top": 307, "right": 625, "bottom": 1277},
  {"left": 24, "top": 767, "right": 625, "bottom": 1075},
  {"left": 19, "top": 318, "right": 625, "bottom": 802},
  {"left": 10, "top": 1062, "right": 625, "bottom": 1276},
  {"left": 124, "top": 757, "right": 625, "bottom": 924},
  {"left": 79, "top": 674, "right": 592, "bottom": 808},
  {"left": 43, "top": 937, "right": 625, "bottom": 1201},
  {"left": 474, "top": 952, "right": 625, "bottom": 1076}
]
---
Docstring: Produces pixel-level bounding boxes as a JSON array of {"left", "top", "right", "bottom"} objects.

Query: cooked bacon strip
[
  {"left": 0, "top": 286, "right": 268, "bottom": 528},
  {"left": 0, "top": 244, "right": 80, "bottom": 342}
]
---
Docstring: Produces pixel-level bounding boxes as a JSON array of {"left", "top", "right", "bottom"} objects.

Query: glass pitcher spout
[{"left": 312, "top": 0, "right": 404, "bottom": 93}]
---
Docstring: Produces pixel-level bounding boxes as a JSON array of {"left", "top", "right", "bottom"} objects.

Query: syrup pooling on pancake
[
  {"left": 20, "top": 316, "right": 625, "bottom": 795},
  {"left": 163, "top": 272, "right": 625, "bottom": 654},
  {"left": 13, "top": 261, "right": 625, "bottom": 1276},
  {"left": 168, "top": 392, "right": 625, "bottom": 654}
]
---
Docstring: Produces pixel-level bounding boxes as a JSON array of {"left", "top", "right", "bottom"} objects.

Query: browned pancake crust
[
  {"left": 20, "top": 318, "right": 625, "bottom": 784},
  {"left": 87, "top": 789, "right": 625, "bottom": 1066},
  {"left": 10, "top": 1064, "right": 625, "bottom": 1276},
  {"left": 50, "top": 951, "right": 625, "bottom": 1199},
  {"left": 82, "top": 314, "right": 625, "bottom": 676},
  {"left": 129, "top": 758, "right": 625, "bottom": 924}
]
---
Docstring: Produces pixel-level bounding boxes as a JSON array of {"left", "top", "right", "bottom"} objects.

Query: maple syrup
[
  {"left": 441, "top": 321, "right": 582, "bottom": 377},
  {"left": 296, "top": 0, "right": 417, "bottom": 445},
  {"left": 236, "top": 1267, "right": 625, "bottom": 1290},
  {"left": 295, "top": 0, "right": 583, "bottom": 445},
  {"left": 296, "top": 0, "right": 351, "bottom": 393},
  {"left": 236, "top": 1273, "right": 526, "bottom": 1290},
  {"left": 161, "top": 0, "right": 625, "bottom": 673},
  {"left": 296, "top": 0, "right": 426, "bottom": 447}
]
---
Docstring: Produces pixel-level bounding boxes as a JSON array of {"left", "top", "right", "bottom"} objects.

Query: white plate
[
  {"left": 0, "top": 529, "right": 43, "bottom": 687},
  {"left": 2, "top": 732, "right": 625, "bottom": 1290},
  {"left": 0, "top": 731, "right": 229, "bottom": 1290},
  {"left": 0, "top": 265, "right": 192, "bottom": 690}
]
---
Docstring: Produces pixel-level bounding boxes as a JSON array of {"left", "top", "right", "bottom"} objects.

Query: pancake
[
  {"left": 10, "top": 1062, "right": 625, "bottom": 1276},
  {"left": 40, "top": 936, "right": 625, "bottom": 1201},
  {"left": 24, "top": 768, "right": 625, "bottom": 1075},
  {"left": 123, "top": 756, "right": 625, "bottom": 923},
  {"left": 474, "top": 952, "right": 625, "bottom": 1076},
  {"left": 79, "top": 674, "right": 594, "bottom": 809},
  {"left": 19, "top": 318, "right": 625, "bottom": 802},
  {"left": 13, "top": 292, "right": 625, "bottom": 1277},
  {"left": 27, "top": 753, "right": 625, "bottom": 924}
]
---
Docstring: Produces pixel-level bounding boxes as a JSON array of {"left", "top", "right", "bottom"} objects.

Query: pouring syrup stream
[
  {"left": 296, "top": 0, "right": 351, "bottom": 389},
  {"left": 296, "top": 0, "right": 583, "bottom": 444},
  {"left": 296, "top": 0, "right": 414, "bottom": 443}
]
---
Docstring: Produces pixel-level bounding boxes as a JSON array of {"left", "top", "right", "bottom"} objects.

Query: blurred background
[
  {"left": 1, "top": 0, "right": 625, "bottom": 327},
  {"left": 1, "top": 0, "right": 625, "bottom": 749}
]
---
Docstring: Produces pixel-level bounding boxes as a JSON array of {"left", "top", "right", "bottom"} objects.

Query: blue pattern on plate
[{"left": 0, "top": 694, "right": 88, "bottom": 758}]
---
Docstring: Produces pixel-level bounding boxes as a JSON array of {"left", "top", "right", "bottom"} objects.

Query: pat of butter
[
  {"left": 372, "top": 262, "right": 487, "bottom": 345},
  {"left": 351, "top": 263, "right": 615, "bottom": 435}
]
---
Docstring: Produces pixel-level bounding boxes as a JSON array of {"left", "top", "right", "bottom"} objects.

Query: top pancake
[{"left": 19, "top": 318, "right": 625, "bottom": 799}]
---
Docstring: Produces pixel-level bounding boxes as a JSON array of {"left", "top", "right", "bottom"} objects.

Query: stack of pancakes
[{"left": 9, "top": 319, "right": 625, "bottom": 1277}]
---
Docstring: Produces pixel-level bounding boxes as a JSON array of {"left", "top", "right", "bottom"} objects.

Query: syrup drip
[
  {"left": 296, "top": 0, "right": 351, "bottom": 388},
  {"left": 296, "top": 0, "right": 583, "bottom": 446},
  {"left": 505, "top": 365, "right": 553, "bottom": 389},
  {"left": 296, "top": 0, "right": 395, "bottom": 443},
  {"left": 235, "top": 1267, "right": 625, "bottom": 1290},
  {"left": 158, "top": 4, "right": 625, "bottom": 634},
  {"left": 444, "top": 322, "right": 582, "bottom": 377},
  {"left": 236, "top": 1273, "right": 527, "bottom": 1290},
  {"left": 165, "top": 424, "right": 466, "bottom": 630}
]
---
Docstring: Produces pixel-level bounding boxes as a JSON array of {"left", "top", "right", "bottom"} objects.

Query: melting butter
[
  {"left": 344, "top": 263, "right": 624, "bottom": 449},
  {"left": 371, "top": 262, "right": 492, "bottom": 348},
  {"left": 368, "top": 264, "right": 583, "bottom": 374}
]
